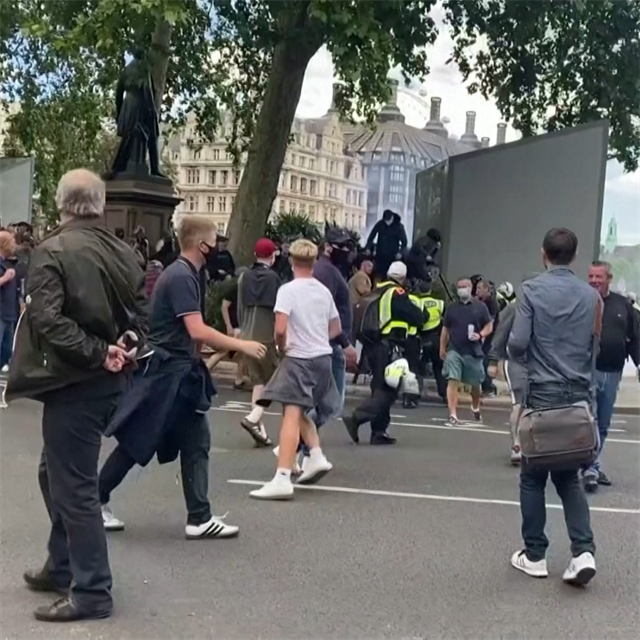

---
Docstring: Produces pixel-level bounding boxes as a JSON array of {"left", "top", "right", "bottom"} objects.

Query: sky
[{"left": 295, "top": 30, "right": 640, "bottom": 247}]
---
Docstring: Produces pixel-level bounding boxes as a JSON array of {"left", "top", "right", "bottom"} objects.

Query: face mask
[
  {"left": 330, "top": 246, "right": 350, "bottom": 266},
  {"left": 201, "top": 242, "right": 218, "bottom": 267},
  {"left": 457, "top": 287, "right": 472, "bottom": 301},
  {"left": 384, "top": 219, "right": 393, "bottom": 226}
]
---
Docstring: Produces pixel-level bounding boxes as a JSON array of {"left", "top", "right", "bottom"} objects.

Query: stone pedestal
[{"left": 104, "top": 174, "right": 182, "bottom": 248}]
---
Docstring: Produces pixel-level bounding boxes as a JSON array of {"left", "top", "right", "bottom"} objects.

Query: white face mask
[
  {"left": 457, "top": 287, "right": 472, "bottom": 301},
  {"left": 384, "top": 218, "right": 393, "bottom": 226}
]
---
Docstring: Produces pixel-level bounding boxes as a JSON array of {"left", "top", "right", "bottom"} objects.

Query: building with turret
[{"left": 339, "top": 79, "right": 502, "bottom": 234}]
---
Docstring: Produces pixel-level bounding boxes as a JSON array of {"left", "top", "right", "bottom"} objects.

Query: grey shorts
[
  {"left": 443, "top": 350, "right": 485, "bottom": 387},
  {"left": 258, "top": 354, "right": 339, "bottom": 425}
]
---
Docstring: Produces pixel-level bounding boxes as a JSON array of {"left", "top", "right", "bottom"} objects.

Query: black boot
[
  {"left": 23, "top": 568, "right": 69, "bottom": 595},
  {"left": 370, "top": 432, "right": 397, "bottom": 445}
]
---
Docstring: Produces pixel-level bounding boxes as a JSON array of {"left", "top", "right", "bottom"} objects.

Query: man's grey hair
[
  {"left": 55, "top": 169, "right": 106, "bottom": 219},
  {"left": 591, "top": 260, "right": 612, "bottom": 274}
]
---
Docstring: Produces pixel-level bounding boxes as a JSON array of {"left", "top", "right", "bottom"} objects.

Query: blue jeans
[
  {"left": 0, "top": 319, "right": 16, "bottom": 369},
  {"left": 584, "top": 370, "right": 622, "bottom": 477},
  {"left": 301, "top": 345, "right": 346, "bottom": 455},
  {"left": 519, "top": 383, "right": 595, "bottom": 562}
]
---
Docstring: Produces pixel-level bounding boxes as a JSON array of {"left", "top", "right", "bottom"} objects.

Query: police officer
[
  {"left": 402, "top": 287, "right": 425, "bottom": 409},
  {"left": 414, "top": 280, "right": 446, "bottom": 403},
  {"left": 342, "top": 261, "right": 423, "bottom": 445}
]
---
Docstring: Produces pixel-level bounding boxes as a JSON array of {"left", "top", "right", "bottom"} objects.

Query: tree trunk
[
  {"left": 227, "top": 38, "right": 320, "bottom": 265},
  {"left": 150, "top": 18, "right": 172, "bottom": 108}
]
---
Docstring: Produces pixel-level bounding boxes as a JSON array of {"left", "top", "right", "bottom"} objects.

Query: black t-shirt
[
  {"left": 0, "top": 257, "right": 20, "bottom": 323},
  {"left": 148, "top": 258, "right": 202, "bottom": 359},
  {"left": 221, "top": 278, "right": 239, "bottom": 328},
  {"left": 444, "top": 299, "right": 492, "bottom": 357}
]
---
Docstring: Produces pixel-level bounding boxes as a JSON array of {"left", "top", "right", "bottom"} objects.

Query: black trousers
[
  {"left": 99, "top": 412, "right": 212, "bottom": 526},
  {"left": 420, "top": 331, "right": 446, "bottom": 399},
  {"left": 38, "top": 376, "right": 124, "bottom": 614},
  {"left": 352, "top": 341, "right": 398, "bottom": 434}
]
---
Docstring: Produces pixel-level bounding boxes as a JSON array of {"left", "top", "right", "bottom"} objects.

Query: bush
[{"left": 265, "top": 212, "right": 322, "bottom": 244}]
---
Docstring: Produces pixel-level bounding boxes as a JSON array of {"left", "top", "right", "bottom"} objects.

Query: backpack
[{"left": 353, "top": 284, "right": 393, "bottom": 346}]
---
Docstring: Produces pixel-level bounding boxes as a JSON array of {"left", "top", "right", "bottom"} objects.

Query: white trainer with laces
[
  {"left": 511, "top": 550, "right": 548, "bottom": 578},
  {"left": 185, "top": 514, "right": 239, "bottom": 539},
  {"left": 562, "top": 552, "right": 596, "bottom": 586},
  {"left": 101, "top": 505, "right": 125, "bottom": 532}
]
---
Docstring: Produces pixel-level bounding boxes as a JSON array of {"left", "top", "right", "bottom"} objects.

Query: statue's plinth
[{"left": 104, "top": 173, "right": 181, "bottom": 247}]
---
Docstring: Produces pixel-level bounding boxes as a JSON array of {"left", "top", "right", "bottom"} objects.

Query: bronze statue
[{"left": 109, "top": 50, "right": 164, "bottom": 178}]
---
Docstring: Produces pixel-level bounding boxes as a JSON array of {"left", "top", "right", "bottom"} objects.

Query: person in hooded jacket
[{"left": 365, "top": 209, "right": 407, "bottom": 281}]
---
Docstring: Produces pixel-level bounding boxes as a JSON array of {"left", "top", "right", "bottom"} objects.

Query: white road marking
[
  {"left": 227, "top": 479, "right": 640, "bottom": 515},
  {"left": 210, "top": 407, "right": 640, "bottom": 445}
]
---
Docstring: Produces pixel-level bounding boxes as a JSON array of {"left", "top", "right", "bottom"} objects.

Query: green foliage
[
  {"left": 264, "top": 212, "right": 323, "bottom": 244},
  {"left": 446, "top": 0, "right": 640, "bottom": 172}
]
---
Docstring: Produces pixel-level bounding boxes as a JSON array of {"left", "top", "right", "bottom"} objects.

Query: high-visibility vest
[
  {"left": 407, "top": 294, "right": 423, "bottom": 336},
  {"left": 377, "top": 281, "right": 409, "bottom": 336},
  {"left": 420, "top": 296, "right": 444, "bottom": 332}
]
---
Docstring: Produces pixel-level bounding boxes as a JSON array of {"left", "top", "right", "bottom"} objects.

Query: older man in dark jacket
[{"left": 5, "top": 169, "right": 148, "bottom": 623}]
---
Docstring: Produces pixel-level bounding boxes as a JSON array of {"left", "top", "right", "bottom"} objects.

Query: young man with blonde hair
[
  {"left": 98, "top": 215, "right": 267, "bottom": 537},
  {"left": 250, "top": 239, "right": 340, "bottom": 500}
]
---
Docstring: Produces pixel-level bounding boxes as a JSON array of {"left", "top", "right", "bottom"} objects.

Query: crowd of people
[{"left": 1, "top": 169, "right": 639, "bottom": 622}]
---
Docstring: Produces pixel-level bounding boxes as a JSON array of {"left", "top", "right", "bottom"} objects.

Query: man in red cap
[{"left": 236, "top": 238, "right": 282, "bottom": 444}]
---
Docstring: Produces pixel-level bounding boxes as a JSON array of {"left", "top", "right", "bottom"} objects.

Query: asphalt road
[{"left": 1, "top": 388, "right": 639, "bottom": 639}]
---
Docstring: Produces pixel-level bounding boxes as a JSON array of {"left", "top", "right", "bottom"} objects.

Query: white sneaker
[
  {"left": 249, "top": 477, "right": 294, "bottom": 501},
  {"left": 511, "top": 550, "right": 548, "bottom": 578},
  {"left": 0, "top": 365, "right": 9, "bottom": 374},
  {"left": 562, "top": 552, "right": 596, "bottom": 586},
  {"left": 297, "top": 454, "right": 333, "bottom": 486},
  {"left": 185, "top": 514, "right": 239, "bottom": 539},
  {"left": 272, "top": 446, "right": 302, "bottom": 476},
  {"left": 101, "top": 505, "right": 125, "bottom": 531}
]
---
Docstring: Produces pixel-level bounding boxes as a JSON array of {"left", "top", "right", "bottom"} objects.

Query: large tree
[{"left": 2, "top": 0, "right": 639, "bottom": 260}]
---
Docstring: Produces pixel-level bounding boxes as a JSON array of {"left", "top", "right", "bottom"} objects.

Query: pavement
[
  {"left": 1, "top": 388, "right": 639, "bottom": 639},
  {"left": 212, "top": 361, "right": 640, "bottom": 415}
]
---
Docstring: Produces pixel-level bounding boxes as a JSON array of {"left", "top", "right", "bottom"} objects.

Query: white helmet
[
  {"left": 497, "top": 281, "right": 514, "bottom": 298},
  {"left": 384, "top": 358, "right": 410, "bottom": 389}
]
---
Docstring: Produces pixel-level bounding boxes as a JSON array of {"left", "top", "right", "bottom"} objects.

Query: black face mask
[
  {"left": 330, "top": 245, "right": 350, "bottom": 266},
  {"left": 201, "top": 242, "right": 218, "bottom": 267}
]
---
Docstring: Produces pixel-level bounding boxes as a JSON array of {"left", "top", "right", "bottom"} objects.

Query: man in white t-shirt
[{"left": 250, "top": 239, "right": 341, "bottom": 500}]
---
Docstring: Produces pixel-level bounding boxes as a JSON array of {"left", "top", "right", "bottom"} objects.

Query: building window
[
  {"left": 358, "top": 191, "right": 363, "bottom": 207},
  {"left": 230, "top": 196, "right": 235, "bottom": 210},
  {"left": 187, "top": 195, "right": 198, "bottom": 211},
  {"left": 221, "top": 170, "right": 228, "bottom": 186},
  {"left": 390, "top": 152, "right": 405, "bottom": 163},
  {"left": 300, "top": 177, "right": 307, "bottom": 194},
  {"left": 389, "top": 193, "right": 403, "bottom": 205},
  {"left": 186, "top": 168, "right": 200, "bottom": 184},
  {"left": 309, "top": 205, "right": 316, "bottom": 220},
  {"left": 309, "top": 159, "right": 315, "bottom": 170},
  {"left": 390, "top": 184, "right": 404, "bottom": 194},
  {"left": 218, "top": 196, "right": 227, "bottom": 213},
  {"left": 208, "top": 170, "right": 216, "bottom": 185},
  {"left": 346, "top": 189, "right": 351, "bottom": 205},
  {"left": 299, "top": 156, "right": 306, "bottom": 168},
  {"left": 329, "top": 183, "right": 337, "bottom": 198},
  {"left": 300, "top": 203, "right": 306, "bottom": 215},
  {"left": 310, "top": 180, "right": 317, "bottom": 196},
  {"left": 291, "top": 154, "right": 297, "bottom": 166},
  {"left": 290, "top": 175, "right": 298, "bottom": 191},
  {"left": 213, "top": 149, "right": 220, "bottom": 160},
  {"left": 279, "top": 199, "right": 285, "bottom": 213},
  {"left": 233, "top": 170, "right": 241, "bottom": 185},
  {"left": 206, "top": 196, "right": 215, "bottom": 212},
  {"left": 289, "top": 201, "right": 296, "bottom": 213},
  {"left": 193, "top": 148, "right": 201, "bottom": 160}
]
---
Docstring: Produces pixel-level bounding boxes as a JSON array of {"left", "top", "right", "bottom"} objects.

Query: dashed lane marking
[{"left": 227, "top": 479, "right": 640, "bottom": 515}]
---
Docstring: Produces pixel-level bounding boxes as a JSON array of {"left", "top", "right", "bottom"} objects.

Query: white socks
[
  {"left": 246, "top": 405, "right": 264, "bottom": 424},
  {"left": 273, "top": 468, "right": 292, "bottom": 485},
  {"left": 309, "top": 447, "right": 325, "bottom": 463}
]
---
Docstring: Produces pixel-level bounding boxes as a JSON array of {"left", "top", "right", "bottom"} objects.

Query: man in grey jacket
[
  {"left": 487, "top": 274, "right": 537, "bottom": 465},
  {"left": 487, "top": 302, "right": 526, "bottom": 465},
  {"left": 508, "top": 227, "right": 600, "bottom": 587}
]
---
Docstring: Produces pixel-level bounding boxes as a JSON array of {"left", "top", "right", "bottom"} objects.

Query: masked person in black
[
  {"left": 365, "top": 209, "right": 408, "bottom": 282},
  {"left": 205, "top": 234, "right": 236, "bottom": 282}
]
